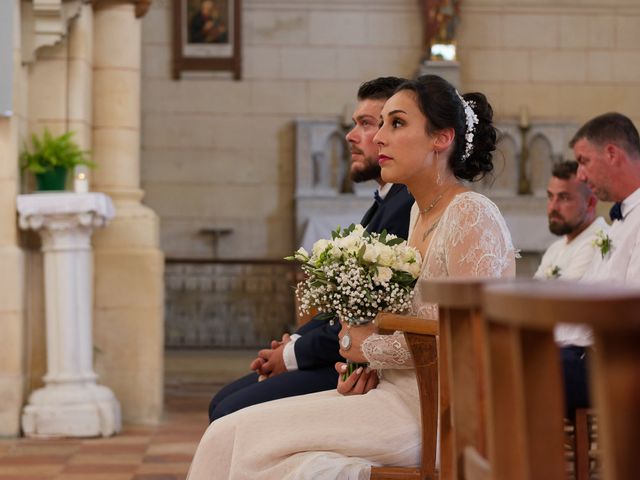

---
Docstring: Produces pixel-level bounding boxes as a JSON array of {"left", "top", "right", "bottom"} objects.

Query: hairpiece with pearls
[{"left": 456, "top": 91, "right": 479, "bottom": 161}]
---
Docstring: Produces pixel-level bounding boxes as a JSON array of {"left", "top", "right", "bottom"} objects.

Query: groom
[{"left": 208, "top": 76, "right": 413, "bottom": 421}]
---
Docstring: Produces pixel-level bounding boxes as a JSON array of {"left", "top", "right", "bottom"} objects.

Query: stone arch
[{"left": 528, "top": 133, "right": 553, "bottom": 196}]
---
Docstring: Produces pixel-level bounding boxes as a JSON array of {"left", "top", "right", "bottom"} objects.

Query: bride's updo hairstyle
[{"left": 396, "top": 75, "right": 496, "bottom": 181}]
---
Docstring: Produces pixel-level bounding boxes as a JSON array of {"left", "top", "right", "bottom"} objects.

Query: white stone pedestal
[{"left": 17, "top": 192, "right": 121, "bottom": 437}]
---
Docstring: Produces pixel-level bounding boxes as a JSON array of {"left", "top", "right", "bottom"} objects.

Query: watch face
[{"left": 341, "top": 333, "right": 352, "bottom": 350}]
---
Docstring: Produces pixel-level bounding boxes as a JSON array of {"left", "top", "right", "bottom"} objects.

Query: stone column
[
  {"left": 0, "top": 0, "right": 25, "bottom": 437},
  {"left": 91, "top": 0, "right": 164, "bottom": 424},
  {"left": 17, "top": 192, "right": 121, "bottom": 437}
]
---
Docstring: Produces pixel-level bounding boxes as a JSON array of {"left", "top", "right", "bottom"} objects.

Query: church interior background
[{"left": 0, "top": 0, "right": 639, "bottom": 465}]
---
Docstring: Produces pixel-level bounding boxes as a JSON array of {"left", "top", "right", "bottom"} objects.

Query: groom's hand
[
  {"left": 335, "top": 362, "right": 379, "bottom": 395},
  {"left": 250, "top": 333, "right": 291, "bottom": 378}
]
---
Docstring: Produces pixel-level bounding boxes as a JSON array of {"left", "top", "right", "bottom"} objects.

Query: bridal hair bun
[{"left": 395, "top": 75, "right": 497, "bottom": 182}]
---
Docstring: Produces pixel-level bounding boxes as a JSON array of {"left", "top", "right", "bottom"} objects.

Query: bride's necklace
[
  {"left": 422, "top": 217, "right": 441, "bottom": 242},
  {"left": 419, "top": 185, "right": 453, "bottom": 216}
]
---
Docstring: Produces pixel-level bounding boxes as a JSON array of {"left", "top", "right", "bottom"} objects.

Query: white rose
[
  {"left": 377, "top": 245, "right": 395, "bottom": 267},
  {"left": 362, "top": 244, "right": 380, "bottom": 263},
  {"left": 374, "top": 266, "right": 393, "bottom": 284},
  {"left": 312, "top": 239, "right": 330, "bottom": 257},
  {"left": 335, "top": 235, "right": 360, "bottom": 254}
]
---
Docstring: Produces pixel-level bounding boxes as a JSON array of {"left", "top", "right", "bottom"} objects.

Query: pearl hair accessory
[{"left": 456, "top": 91, "right": 478, "bottom": 161}]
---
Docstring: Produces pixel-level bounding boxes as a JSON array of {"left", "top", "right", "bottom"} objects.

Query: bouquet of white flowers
[{"left": 286, "top": 224, "right": 422, "bottom": 326}]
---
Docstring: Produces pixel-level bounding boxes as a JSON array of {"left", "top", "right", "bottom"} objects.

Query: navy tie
[
  {"left": 373, "top": 190, "right": 383, "bottom": 205},
  {"left": 609, "top": 202, "right": 623, "bottom": 221}
]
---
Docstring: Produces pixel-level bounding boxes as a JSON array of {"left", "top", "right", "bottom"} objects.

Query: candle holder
[{"left": 518, "top": 123, "right": 532, "bottom": 195}]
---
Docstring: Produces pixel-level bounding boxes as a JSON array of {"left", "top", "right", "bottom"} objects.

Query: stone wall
[
  {"left": 165, "top": 261, "right": 296, "bottom": 348},
  {"left": 458, "top": 1, "right": 640, "bottom": 125},
  {"left": 140, "top": 0, "right": 424, "bottom": 260}
]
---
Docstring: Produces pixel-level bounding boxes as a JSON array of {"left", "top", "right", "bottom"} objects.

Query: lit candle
[
  {"left": 519, "top": 106, "right": 530, "bottom": 129},
  {"left": 74, "top": 171, "right": 89, "bottom": 193}
]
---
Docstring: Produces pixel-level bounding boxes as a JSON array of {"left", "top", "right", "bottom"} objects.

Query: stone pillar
[
  {"left": 17, "top": 192, "right": 120, "bottom": 437},
  {"left": 91, "top": 0, "right": 164, "bottom": 424},
  {"left": 0, "top": 0, "right": 25, "bottom": 437}
]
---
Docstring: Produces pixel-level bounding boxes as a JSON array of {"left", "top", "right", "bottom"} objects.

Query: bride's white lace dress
[{"left": 187, "top": 192, "right": 516, "bottom": 480}]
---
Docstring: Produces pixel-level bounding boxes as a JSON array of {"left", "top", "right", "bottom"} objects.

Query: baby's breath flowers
[{"left": 286, "top": 224, "right": 422, "bottom": 326}]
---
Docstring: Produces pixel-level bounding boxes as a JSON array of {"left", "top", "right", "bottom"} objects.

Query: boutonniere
[
  {"left": 545, "top": 265, "right": 561, "bottom": 279},
  {"left": 592, "top": 229, "right": 612, "bottom": 259}
]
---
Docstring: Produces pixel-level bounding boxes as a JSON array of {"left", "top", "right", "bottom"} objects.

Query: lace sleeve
[
  {"left": 361, "top": 331, "right": 413, "bottom": 369},
  {"left": 443, "top": 193, "right": 516, "bottom": 278}
]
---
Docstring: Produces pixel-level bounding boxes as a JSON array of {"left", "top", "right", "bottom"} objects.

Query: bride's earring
[{"left": 435, "top": 150, "right": 444, "bottom": 185}]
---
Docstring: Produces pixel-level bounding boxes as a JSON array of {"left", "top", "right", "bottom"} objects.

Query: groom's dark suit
[{"left": 209, "top": 184, "right": 414, "bottom": 421}]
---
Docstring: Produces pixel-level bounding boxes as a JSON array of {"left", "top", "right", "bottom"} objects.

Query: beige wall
[
  {"left": 458, "top": 1, "right": 640, "bottom": 125},
  {"left": 140, "top": 0, "right": 424, "bottom": 259}
]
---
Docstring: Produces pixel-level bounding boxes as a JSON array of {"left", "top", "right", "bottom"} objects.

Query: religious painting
[{"left": 172, "top": 0, "right": 242, "bottom": 79}]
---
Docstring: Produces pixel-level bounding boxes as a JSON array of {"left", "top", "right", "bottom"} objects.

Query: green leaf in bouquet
[
  {"left": 314, "top": 311, "right": 337, "bottom": 322},
  {"left": 356, "top": 244, "right": 366, "bottom": 261},
  {"left": 378, "top": 229, "right": 387, "bottom": 244},
  {"left": 386, "top": 237, "right": 405, "bottom": 246}
]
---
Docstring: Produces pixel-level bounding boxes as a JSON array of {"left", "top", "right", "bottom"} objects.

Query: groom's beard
[{"left": 350, "top": 151, "right": 381, "bottom": 183}]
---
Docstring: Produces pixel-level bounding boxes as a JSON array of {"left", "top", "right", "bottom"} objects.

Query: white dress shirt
[
  {"left": 583, "top": 187, "right": 640, "bottom": 287},
  {"left": 283, "top": 184, "right": 394, "bottom": 371},
  {"left": 534, "top": 217, "right": 608, "bottom": 346}
]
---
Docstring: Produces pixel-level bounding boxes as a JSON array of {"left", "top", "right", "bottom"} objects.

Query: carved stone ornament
[
  {"left": 25, "top": 0, "right": 84, "bottom": 55},
  {"left": 23, "top": 0, "right": 152, "bottom": 61}
]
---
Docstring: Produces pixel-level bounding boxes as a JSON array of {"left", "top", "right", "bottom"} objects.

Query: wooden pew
[
  {"left": 483, "top": 280, "right": 640, "bottom": 480},
  {"left": 370, "top": 277, "right": 492, "bottom": 480},
  {"left": 369, "top": 312, "right": 439, "bottom": 480},
  {"left": 420, "top": 278, "right": 493, "bottom": 480}
]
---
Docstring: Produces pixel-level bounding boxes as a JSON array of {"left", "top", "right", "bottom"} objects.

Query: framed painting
[{"left": 172, "top": 0, "right": 242, "bottom": 80}]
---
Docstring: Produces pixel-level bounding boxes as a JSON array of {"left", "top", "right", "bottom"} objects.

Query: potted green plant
[{"left": 20, "top": 129, "right": 95, "bottom": 191}]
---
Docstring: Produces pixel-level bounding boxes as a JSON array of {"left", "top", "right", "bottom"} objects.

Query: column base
[{"left": 21, "top": 383, "right": 121, "bottom": 438}]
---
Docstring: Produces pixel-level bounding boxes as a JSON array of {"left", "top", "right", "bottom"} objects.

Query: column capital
[
  {"left": 91, "top": 0, "right": 152, "bottom": 18},
  {"left": 17, "top": 192, "right": 115, "bottom": 250}
]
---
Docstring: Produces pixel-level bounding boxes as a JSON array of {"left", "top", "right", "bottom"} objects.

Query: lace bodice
[{"left": 362, "top": 192, "right": 516, "bottom": 369}]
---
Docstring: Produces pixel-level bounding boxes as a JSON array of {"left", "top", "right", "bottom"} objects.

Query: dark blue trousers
[
  {"left": 561, "top": 345, "right": 591, "bottom": 419},
  {"left": 208, "top": 366, "right": 338, "bottom": 422}
]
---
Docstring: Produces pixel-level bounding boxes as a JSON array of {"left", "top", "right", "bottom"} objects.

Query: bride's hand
[
  {"left": 337, "top": 319, "right": 376, "bottom": 362},
  {"left": 335, "top": 362, "right": 379, "bottom": 395}
]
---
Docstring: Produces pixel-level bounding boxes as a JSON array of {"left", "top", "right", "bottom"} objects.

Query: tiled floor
[{"left": 0, "top": 349, "right": 255, "bottom": 480}]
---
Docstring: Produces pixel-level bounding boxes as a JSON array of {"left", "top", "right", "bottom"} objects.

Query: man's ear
[
  {"left": 605, "top": 143, "right": 624, "bottom": 167},
  {"left": 433, "top": 127, "right": 455, "bottom": 153}
]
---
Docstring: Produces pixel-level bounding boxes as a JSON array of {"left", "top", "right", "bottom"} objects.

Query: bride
[{"left": 187, "top": 75, "right": 516, "bottom": 479}]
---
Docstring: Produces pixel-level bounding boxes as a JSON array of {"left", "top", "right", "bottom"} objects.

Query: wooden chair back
[
  {"left": 369, "top": 312, "right": 439, "bottom": 480},
  {"left": 482, "top": 280, "right": 568, "bottom": 480},
  {"left": 484, "top": 280, "right": 640, "bottom": 480}
]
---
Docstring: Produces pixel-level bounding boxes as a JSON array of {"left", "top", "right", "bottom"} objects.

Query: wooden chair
[
  {"left": 483, "top": 280, "right": 640, "bottom": 480},
  {"left": 370, "top": 278, "right": 493, "bottom": 480},
  {"left": 369, "top": 312, "right": 439, "bottom": 480}
]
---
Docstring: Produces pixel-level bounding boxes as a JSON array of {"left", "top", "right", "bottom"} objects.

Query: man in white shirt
[
  {"left": 557, "top": 112, "right": 640, "bottom": 417},
  {"left": 534, "top": 160, "right": 606, "bottom": 283},
  {"left": 573, "top": 113, "right": 640, "bottom": 285},
  {"left": 534, "top": 160, "right": 607, "bottom": 416}
]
